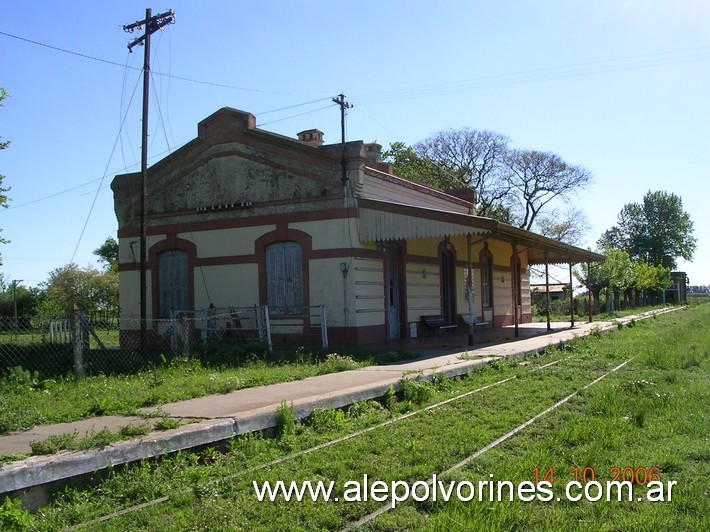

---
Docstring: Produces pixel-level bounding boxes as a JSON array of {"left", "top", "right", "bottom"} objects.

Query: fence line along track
[
  {"left": 347, "top": 357, "right": 635, "bottom": 530},
  {"left": 69, "top": 358, "right": 567, "bottom": 529}
]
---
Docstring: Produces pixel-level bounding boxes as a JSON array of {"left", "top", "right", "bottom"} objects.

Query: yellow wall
[
  {"left": 182, "top": 226, "right": 275, "bottom": 257},
  {"left": 195, "top": 264, "right": 259, "bottom": 310},
  {"left": 352, "top": 256, "right": 386, "bottom": 328},
  {"left": 290, "top": 219, "right": 355, "bottom": 250},
  {"left": 119, "top": 221, "right": 532, "bottom": 333},
  {"left": 119, "top": 270, "right": 141, "bottom": 325}
]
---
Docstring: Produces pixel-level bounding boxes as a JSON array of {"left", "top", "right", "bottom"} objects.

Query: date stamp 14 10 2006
[{"left": 532, "top": 466, "right": 676, "bottom": 502}]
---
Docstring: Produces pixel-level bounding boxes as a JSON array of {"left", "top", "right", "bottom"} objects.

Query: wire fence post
[
  {"left": 258, "top": 305, "right": 273, "bottom": 353},
  {"left": 72, "top": 305, "right": 85, "bottom": 378},
  {"left": 179, "top": 313, "right": 190, "bottom": 359},
  {"left": 320, "top": 305, "right": 328, "bottom": 348}
]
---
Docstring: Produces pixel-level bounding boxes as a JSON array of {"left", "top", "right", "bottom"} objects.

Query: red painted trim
[
  {"left": 120, "top": 246, "right": 382, "bottom": 271},
  {"left": 328, "top": 324, "right": 388, "bottom": 346},
  {"left": 118, "top": 207, "right": 351, "bottom": 239}
]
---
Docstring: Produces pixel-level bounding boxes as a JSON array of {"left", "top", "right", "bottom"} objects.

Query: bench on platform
[
  {"left": 421, "top": 315, "right": 458, "bottom": 336},
  {"left": 459, "top": 314, "right": 490, "bottom": 328}
]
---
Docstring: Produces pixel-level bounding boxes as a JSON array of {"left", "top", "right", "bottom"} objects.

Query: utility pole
[
  {"left": 332, "top": 94, "right": 352, "bottom": 187},
  {"left": 123, "top": 9, "right": 175, "bottom": 349}
]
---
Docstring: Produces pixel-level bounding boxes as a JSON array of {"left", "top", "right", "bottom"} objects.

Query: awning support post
[
  {"left": 569, "top": 261, "right": 575, "bottom": 328},
  {"left": 512, "top": 241, "right": 519, "bottom": 338},
  {"left": 545, "top": 252, "right": 551, "bottom": 332},
  {"left": 587, "top": 260, "right": 593, "bottom": 323},
  {"left": 467, "top": 233, "right": 474, "bottom": 346}
]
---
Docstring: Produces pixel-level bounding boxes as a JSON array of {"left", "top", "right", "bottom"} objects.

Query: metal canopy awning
[
  {"left": 358, "top": 203, "right": 489, "bottom": 242},
  {"left": 358, "top": 198, "right": 605, "bottom": 265}
]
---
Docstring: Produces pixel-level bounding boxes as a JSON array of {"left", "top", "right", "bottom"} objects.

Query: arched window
[
  {"left": 158, "top": 249, "right": 189, "bottom": 318},
  {"left": 266, "top": 241, "right": 303, "bottom": 315}
]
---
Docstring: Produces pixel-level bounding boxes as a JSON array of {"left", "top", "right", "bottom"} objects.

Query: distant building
[
  {"left": 111, "top": 107, "right": 604, "bottom": 346},
  {"left": 665, "top": 272, "right": 688, "bottom": 303},
  {"left": 530, "top": 283, "right": 569, "bottom": 303}
]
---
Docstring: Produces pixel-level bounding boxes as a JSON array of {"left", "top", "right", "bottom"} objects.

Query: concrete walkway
[{"left": 0, "top": 308, "right": 680, "bottom": 504}]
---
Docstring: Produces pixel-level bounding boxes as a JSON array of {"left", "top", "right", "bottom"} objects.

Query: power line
[
  {"left": 69, "top": 83, "right": 138, "bottom": 266},
  {"left": 257, "top": 103, "right": 337, "bottom": 127},
  {"left": 0, "top": 30, "right": 328, "bottom": 97},
  {"left": 353, "top": 46, "right": 710, "bottom": 106},
  {"left": 8, "top": 142, "right": 190, "bottom": 209},
  {"left": 8, "top": 93, "right": 333, "bottom": 210},
  {"left": 256, "top": 97, "right": 333, "bottom": 116}
]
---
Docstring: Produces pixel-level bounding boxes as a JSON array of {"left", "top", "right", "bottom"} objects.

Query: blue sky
[{"left": 1, "top": 0, "right": 708, "bottom": 289}]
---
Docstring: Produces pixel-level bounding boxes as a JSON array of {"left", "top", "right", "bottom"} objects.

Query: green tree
[
  {"left": 94, "top": 236, "right": 119, "bottom": 272},
  {"left": 0, "top": 280, "right": 40, "bottom": 317},
  {"left": 36, "top": 264, "right": 119, "bottom": 318},
  {"left": 601, "top": 247, "right": 635, "bottom": 311},
  {"left": 575, "top": 257, "right": 608, "bottom": 315},
  {"left": 602, "top": 191, "right": 696, "bottom": 269},
  {"left": 382, "top": 141, "right": 440, "bottom": 186},
  {"left": 633, "top": 262, "right": 672, "bottom": 306},
  {"left": 0, "top": 88, "right": 12, "bottom": 261}
]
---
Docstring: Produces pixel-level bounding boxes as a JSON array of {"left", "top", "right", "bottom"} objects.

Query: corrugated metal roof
[
  {"left": 359, "top": 205, "right": 489, "bottom": 241},
  {"left": 358, "top": 199, "right": 606, "bottom": 265}
]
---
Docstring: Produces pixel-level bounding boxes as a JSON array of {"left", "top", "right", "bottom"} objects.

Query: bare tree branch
[{"left": 503, "top": 149, "right": 592, "bottom": 230}]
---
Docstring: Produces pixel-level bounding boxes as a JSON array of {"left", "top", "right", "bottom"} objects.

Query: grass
[
  {"left": 27, "top": 423, "right": 151, "bottom": 455},
  {"left": 0, "top": 347, "right": 412, "bottom": 436},
  {"left": 15, "top": 303, "right": 706, "bottom": 530},
  {"left": 532, "top": 302, "right": 676, "bottom": 323}
]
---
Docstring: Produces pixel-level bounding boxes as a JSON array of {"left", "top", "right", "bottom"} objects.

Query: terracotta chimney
[
  {"left": 364, "top": 142, "right": 382, "bottom": 167},
  {"left": 297, "top": 129, "right": 324, "bottom": 146}
]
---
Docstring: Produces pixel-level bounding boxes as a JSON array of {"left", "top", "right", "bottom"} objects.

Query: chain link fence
[{"left": 0, "top": 306, "right": 328, "bottom": 380}]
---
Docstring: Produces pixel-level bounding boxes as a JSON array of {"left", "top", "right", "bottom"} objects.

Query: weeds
[
  {"left": 0, "top": 496, "right": 34, "bottom": 530},
  {"left": 0, "top": 347, "right": 413, "bottom": 435},
  {"left": 154, "top": 418, "right": 182, "bottom": 431},
  {"left": 28, "top": 423, "right": 150, "bottom": 455},
  {"left": 275, "top": 400, "right": 295, "bottom": 437},
  {"left": 308, "top": 408, "right": 347, "bottom": 433},
  {"left": 384, "top": 385, "right": 397, "bottom": 412},
  {"left": 401, "top": 377, "right": 435, "bottom": 406}
]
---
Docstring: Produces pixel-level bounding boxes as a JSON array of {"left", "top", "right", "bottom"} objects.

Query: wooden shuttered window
[
  {"left": 266, "top": 242, "right": 303, "bottom": 315},
  {"left": 158, "top": 250, "right": 189, "bottom": 318}
]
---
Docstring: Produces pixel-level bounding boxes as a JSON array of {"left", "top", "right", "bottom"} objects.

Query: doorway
[
  {"left": 441, "top": 244, "right": 457, "bottom": 325},
  {"left": 385, "top": 243, "right": 404, "bottom": 340}
]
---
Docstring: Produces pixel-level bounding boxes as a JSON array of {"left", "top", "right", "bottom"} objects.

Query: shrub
[
  {"left": 275, "top": 400, "right": 295, "bottom": 437},
  {"left": 308, "top": 408, "right": 347, "bottom": 433},
  {"left": 401, "top": 377, "right": 434, "bottom": 406},
  {"left": 0, "top": 497, "right": 34, "bottom": 530},
  {"left": 383, "top": 385, "right": 397, "bottom": 412}
]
